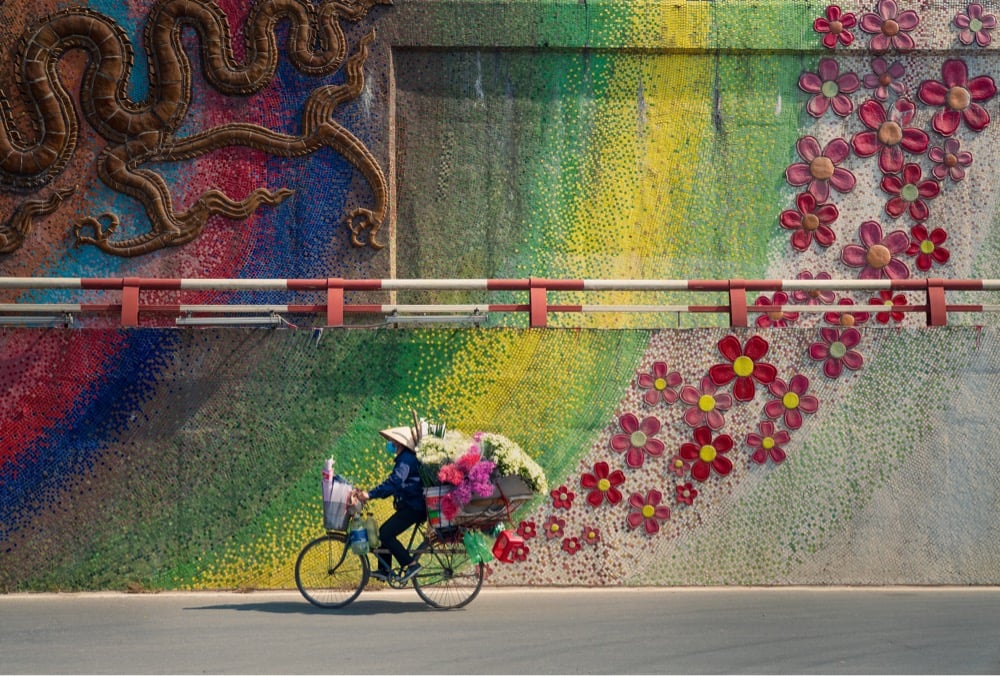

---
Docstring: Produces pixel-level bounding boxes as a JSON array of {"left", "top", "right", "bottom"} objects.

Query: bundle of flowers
[{"left": 477, "top": 432, "right": 548, "bottom": 494}]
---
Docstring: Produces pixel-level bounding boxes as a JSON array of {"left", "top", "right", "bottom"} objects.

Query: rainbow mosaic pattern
[{"left": 2, "top": 0, "right": 999, "bottom": 591}]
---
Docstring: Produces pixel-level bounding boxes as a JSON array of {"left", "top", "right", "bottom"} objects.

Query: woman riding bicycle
[{"left": 353, "top": 425, "right": 427, "bottom": 583}]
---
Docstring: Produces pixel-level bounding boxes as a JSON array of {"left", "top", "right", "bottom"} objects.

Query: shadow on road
[{"left": 184, "top": 598, "right": 438, "bottom": 616}]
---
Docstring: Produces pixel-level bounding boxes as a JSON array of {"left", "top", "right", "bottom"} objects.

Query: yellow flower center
[
  {"left": 597, "top": 478, "right": 611, "bottom": 492},
  {"left": 673, "top": 458, "right": 685, "bottom": 469},
  {"left": 920, "top": 239, "right": 935, "bottom": 255},
  {"left": 762, "top": 436, "right": 775, "bottom": 450},
  {"left": 733, "top": 355, "right": 754, "bottom": 377},
  {"left": 782, "top": 392, "right": 800, "bottom": 410},
  {"left": 550, "top": 523, "right": 560, "bottom": 533},
  {"left": 698, "top": 394, "right": 716, "bottom": 412},
  {"left": 699, "top": 444, "right": 717, "bottom": 463},
  {"left": 653, "top": 377, "right": 667, "bottom": 391},
  {"left": 641, "top": 505, "right": 656, "bottom": 518},
  {"left": 840, "top": 313, "right": 856, "bottom": 327}
]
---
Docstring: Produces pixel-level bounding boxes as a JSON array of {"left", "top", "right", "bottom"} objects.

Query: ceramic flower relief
[
  {"left": 581, "top": 526, "right": 601, "bottom": 546},
  {"left": 517, "top": 520, "right": 537, "bottom": 539},
  {"left": 746, "top": 420, "right": 792, "bottom": 465},
  {"left": 508, "top": 543, "right": 529, "bottom": 562},
  {"left": 785, "top": 136, "right": 856, "bottom": 203},
  {"left": 610, "top": 413, "right": 666, "bottom": 468},
  {"left": 841, "top": 221, "right": 911, "bottom": 280},
  {"left": 551, "top": 484, "right": 575, "bottom": 510},
  {"left": 791, "top": 270, "right": 836, "bottom": 306},
  {"left": 851, "top": 99, "right": 929, "bottom": 175},
  {"left": 580, "top": 461, "right": 626, "bottom": 507},
  {"left": 779, "top": 192, "right": 838, "bottom": 251},
  {"left": 666, "top": 454, "right": 691, "bottom": 478},
  {"left": 708, "top": 335, "right": 778, "bottom": 402},
  {"left": 809, "top": 327, "right": 864, "bottom": 379},
  {"left": 679, "top": 425, "right": 735, "bottom": 482},
  {"left": 907, "top": 224, "right": 950, "bottom": 271},
  {"left": 863, "top": 57, "right": 907, "bottom": 100},
  {"left": 754, "top": 291, "right": 800, "bottom": 329},
  {"left": 626, "top": 490, "right": 672, "bottom": 535},
  {"left": 881, "top": 163, "right": 940, "bottom": 221},
  {"left": 799, "top": 58, "right": 860, "bottom": 118},
  {"left": 562, "top": 537, "right": 582, "bottom": 555},
  {"left": 954, "top": 3, "right": 997, "bottom": 47},
  {"left": 860, "top": 0, "right": 920, "bottom": 53},
  {"left": 764, "top": 374, "right": 819, "bottom": 430},
  {"left": 543, "top": 515, "right": 566, "bottom": 540},
  {"left": 870, "top": 289, "right": 908, "bottom": 324},
  {"left": 636, "top": 361, "right": 682, "bottom": 406},
  {"left": 928, "top": 138, "right": 973, "bottom": 182},
  {"left": 679, "top": 375, "right": 733, "bottom": 430},
  {"left": 825, "top": 298, "right": 871, "bottom": 327},
  {"left": 675, "top": 482, "right": 698, "bottom": 506},
  {"left": 918, "top": 59, "right": 997, "bottom": 136},
  {"left": 814, "top": 5, "right": 857, "bottom": 48}
]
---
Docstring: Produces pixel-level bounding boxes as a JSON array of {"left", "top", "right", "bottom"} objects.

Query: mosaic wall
[{"left": 2, "top": 0, "right": 999, "bottom": 591}]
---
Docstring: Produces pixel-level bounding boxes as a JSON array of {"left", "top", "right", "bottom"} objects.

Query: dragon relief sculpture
[{"left": 0, "top": 0, "right": 391, "bottom": 257}]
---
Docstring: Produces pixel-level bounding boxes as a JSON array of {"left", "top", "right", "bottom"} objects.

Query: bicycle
[{"left": 295, "top": 521, "right": 486, "bottom": 610}]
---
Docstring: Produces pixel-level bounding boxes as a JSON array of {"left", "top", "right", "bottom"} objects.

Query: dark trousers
[{"left": 377, "top": 505, "right": 425, "bottom": 573}]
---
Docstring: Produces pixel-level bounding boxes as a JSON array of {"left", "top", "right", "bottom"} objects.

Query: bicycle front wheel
[
  {"left": 295, "top": 533, "right": 368, "bottom": 609},
  {"left": 412, "top": 537, "right": 484, "bottom": 610}
]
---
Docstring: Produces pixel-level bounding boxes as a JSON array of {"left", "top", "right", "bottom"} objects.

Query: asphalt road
[{"left": 2, "top": 587, "right": 998, "bottom": 674}]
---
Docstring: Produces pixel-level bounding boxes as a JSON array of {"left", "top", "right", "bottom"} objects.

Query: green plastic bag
[{"left": 463, "top": 530, "right": 495, "bottom": 564}]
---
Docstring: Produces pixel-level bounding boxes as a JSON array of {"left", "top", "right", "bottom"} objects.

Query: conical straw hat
[{"left": 379, "top": 426, "right": 416, "bottom": 451}]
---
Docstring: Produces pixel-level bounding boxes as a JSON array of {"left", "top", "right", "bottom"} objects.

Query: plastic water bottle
[
  {"left": 348, "top": 514, "right": 369, "bottom": 555},
  {"left": 363, "top": 512, "right": 380, "bottom": 549},
  {"left": 321, "top": 457, "right": 334, "bottom": 503}
]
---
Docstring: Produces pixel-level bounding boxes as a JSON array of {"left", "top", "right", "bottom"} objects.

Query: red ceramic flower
[
  {"left": 918, "top": 59, "right": 997, "bottom": 136},
  {"left": 509, "top": 543, "right": 529, "bottom": 562},
  {"left": 562, "top": 537, "right": 582, "bottom": 555},
  {"left": 841, "top": 220, "right": 911, "bottom": 280},
  {"left": 551, "top": 484, "right": 575, "bottom": 510},
  {"left": 955, "top": 3, "right": 997, "bottom": 47},
  {"left": 791, "top": 270, "right": 836, "bottom": 306},
  {"left": 870, "top": 289, "right": 908, "bottom": 324},
  {"left": 580, "top": 461, "right": 626, "bottom": 507},
  {"left": 543, "top": 515, "right": 566, "bottom": 540},
  {"left": 764, "top": 374, "right": 820, "bottom": 430},
  {"left": 779, "top": 192, "right": 838, "bottom": 251},
  {"left": 581, "top": 526, "right": 601, "bottom": 546},
  {"left": 881, "top": 163, "right": 940, "bottom": 221},
  {"left": 809, "top": 328, "right": 864, "bottom": 379},
  {"left": 814, "top": 5, "right": 857, "bottom": 48},
  {"left": 626, "top": 490, "right": 671, "bottom": 534},
  {"left": 636, "top": 361, "right": 682, "bottom": 406},
  {"left": 860, "top": 0, "right": 920, "bottom": 53},
  {"left": 517, "top": 520, "right": 537, "bottom": 539},
  {"left": 824, "top": 298, "right": 871, "bottom": 327},
  {"left": 799, "top": 58, "right": 860, "bottom": 117},
  {"left": 610, "top": 413, "right": 665, "bottom": 468},
  {"left": 863, "top": 57, "right": 907, "bottom": 100},
  {"left": 708, "top": 335, "right": 777, "bottom": 402},
  {"left": 679, "top": 375, "right": 733, "bottom": 430},
  {"left": 666, "top": 454, "right": 691, "bottom": 478},
  {"left": 928, "top": 138, "right": 973, "bottom": 182},
  {"left": 675, "top": 482, "right": 698, "bottom": 506},
  {"left": 679, "top": 425, "right": 735, "bottom": 482},
  {"left": 906, "top": 224, "right": 950, "bottom": 271},
  {"left": 785, "top": 136, "right": 856, "bottom": 203},
  {"left": 851, "top": 99, "right": 929, "bottom": 175},
  {"left": 754, "top": 291, "right": 800, "bottom": 329},
  {"left": 746, "top": 420, "right": 792, "bottom": 465}
]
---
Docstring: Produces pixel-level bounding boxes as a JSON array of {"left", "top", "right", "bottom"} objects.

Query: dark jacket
[{"left": 368, "top": 448, "right": 426, "bottom": 514}]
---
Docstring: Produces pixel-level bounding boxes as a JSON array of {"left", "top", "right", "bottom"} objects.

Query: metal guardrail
[{"left": 0, "top": 276, "right": 998, "bottom": 328}]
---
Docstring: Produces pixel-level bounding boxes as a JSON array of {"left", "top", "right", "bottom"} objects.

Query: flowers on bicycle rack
[{"left": 438, "top": 450, "right": 496, "bottom": 520}]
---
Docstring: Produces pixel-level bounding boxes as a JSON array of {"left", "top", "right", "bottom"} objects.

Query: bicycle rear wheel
[
  {"left": 412, "top": 537, "right": 484, "bottom": 610},
  {"left": 295, "top": 533, "right": 368, "bottom": 609}
]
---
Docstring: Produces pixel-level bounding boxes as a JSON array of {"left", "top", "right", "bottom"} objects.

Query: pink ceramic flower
[
  {"left": 610, "top": 413, "right": 665, "bottom": 468},
  {"left": 814, "top": 5, "right": 857, "bottom": 48},
  {"left": 851, "top": 99, "right": 929, "bottom": 175},
  {"left": 626, "top": 490, "right": 672, "bottom": 534},
  {"left": 679, "top": 426, "right": 735, "bottom": 482},
  {"left": 809, "top": 327, "right": 864, "bottom": 379},
  {"left": 955, "top": 3, "right": 997, "bottom": 46},
  {"left": 928, "top": 138, "right": 973, "bottom": 182},
  {"left": 581, "top": 526, "right": 601, "bottom": 546},
  {"left": 791, "top": 270, "right": 836, "bottom": 306},
  {"left": 562, "top": 537, "right": 582, "bottom": 555},
  {"left": 799, "top": 58, "right": 861, "bottom": 117},
  {"left": 824, "top": 298, "right": 871, "bottom": 327},
  {"left": 918, "top": 59, "right": 997, "bottom": 136},
  {"left": 679, "top": 375, "right": 733, "bottom": 430},
  {"left": 666, "top": 454, "right": 691, "bottom": 478},
  {"left": 675, "top": 482, "right": 699, "bottom": 506},
  {"left": 636, "top": 361, "right": 682, "bottom": 406},
  {"left": 517, "top": 520, "right": 537, "bottom": 539},
  {"left": 708, "top": 335, "right": 777, "bottom": 402},
  {"left": 863, "top": 57, "right": 907, "bottom": 100},
  {"left": 841, "top": 221, "right": 910, "bottom": 280},
  {"left": 870, "top": 289, "right": 908, "bottom": 324},
  {"left": 543, "top": 515, "right": 566, "bottom": 540},
  {"left": 764, "top": 374, "right": 819, "bottom": 430},
  {"left": 881, "top": 163, "right": 940, "bottom": 221},
  {"left": 746, "top": 420, "right": 792, "bottom": 465},
  {"left": 860, "top": 0, "right": 920, "bottom": 53},
  {"left": 906, "top": 224, "right": 950, "bottom": 271},
  {"left": 551, "top": 484, "right": 575, "bottom": 510},
  {"left": 780, "top": 192, "right": 838, "bottom": 251},
  {"left": 785, "top": 136, "right": 856, "bottom": 203},
  {"left": 754, "top": 291, "right": 800, "bottom": 329},
  {"left": 580, "top": 461, "right": 626, "bottom": 507}
]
